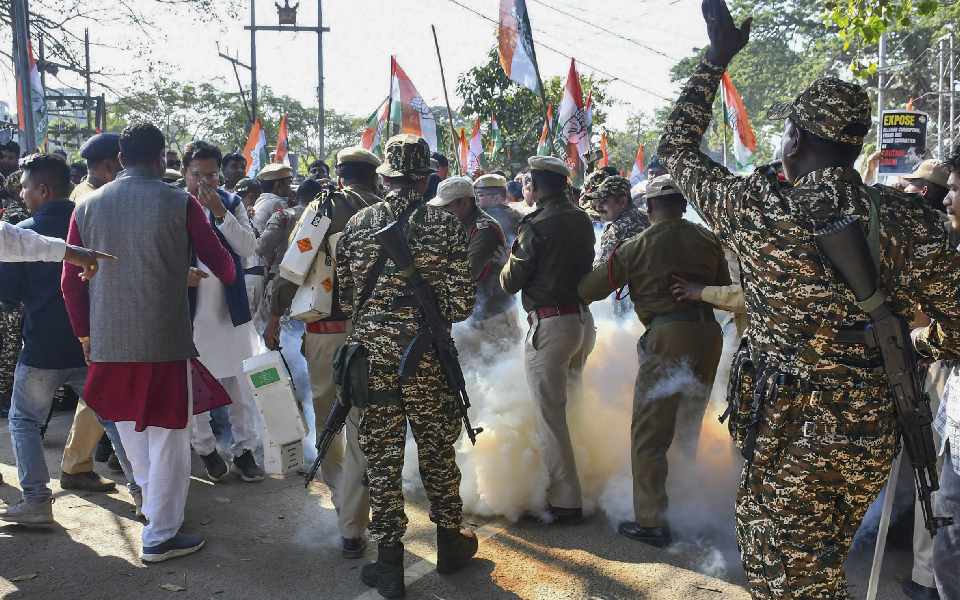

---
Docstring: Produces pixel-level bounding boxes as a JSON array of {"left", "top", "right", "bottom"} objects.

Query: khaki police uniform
[
  {"left": 579, "top": 176, "right": 729, "bottom": 529},
  {"left": 501, "top": 156, "right": 596, "bottom": 510}
]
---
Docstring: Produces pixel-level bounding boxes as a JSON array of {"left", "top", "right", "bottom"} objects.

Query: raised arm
[
  {"left": 217, "top": 198, "right": 258, "bottom": 259},
  {"left": 1, "top": 220, "right": 66, "bottom": 262},
  {"left": 187, "top": 196, "right": 236, "bottom": 285}
]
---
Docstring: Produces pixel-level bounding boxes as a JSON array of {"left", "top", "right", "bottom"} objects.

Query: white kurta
[
  {"left": 1, "top": 221, "right": 66, "bottom": 262},
  {"left": 193, "top": 202, "right": 260, "bottom": 380}
]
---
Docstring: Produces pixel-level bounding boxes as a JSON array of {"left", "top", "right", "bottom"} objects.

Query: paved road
[{"left": 0, "top": 410, "right": 914, "bottom": 600}]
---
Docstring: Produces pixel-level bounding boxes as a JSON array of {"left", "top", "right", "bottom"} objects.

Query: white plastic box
[
  {"left": 290, "top": 232, "right": 343, "bottom": 322},
  {"left": 279, "top": 204, "right": 331, "bottom": 285},
  {"left": 242, "top": 351, "right": 307, "bottom": 476}
]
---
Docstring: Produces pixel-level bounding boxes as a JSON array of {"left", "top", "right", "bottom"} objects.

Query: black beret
[{"left": 79, "top": 133, "right": 120, "bottom": 162}]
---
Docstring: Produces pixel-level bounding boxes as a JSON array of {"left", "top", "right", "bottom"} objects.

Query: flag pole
[
  {"left": 517, "top": 2, "right": 550, "bottom": 149},
  {"left": 387, "top": 56, "right": 395, "bottom": 139},
  {"left": 431, "top": 25, "right": 461, "bottom": 175}
]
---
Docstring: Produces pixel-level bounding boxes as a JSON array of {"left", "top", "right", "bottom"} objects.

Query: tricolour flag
[
  {"left": 497, "top": 0, "right": 541, "bottom": 93},
  {"left": 274, "top": 114, "right": 290, "bottom": 165},
  {"left": 390, "top": 56, "right": 438, "bottom": 151},
  {"left": 557, "top": 59, "right": 589, "bottom": 175},
  {"left": 489, "top": 117, "right": 504, "bottom": 158},
  {"left": 599, "top": 131, "right": 609, "bottom": 168},
  {"left": 242, "top": 119, "right": 267, "bottom": 178},
  {"left": 360, "top": 100, "right": 389, "bottom": 155},
  {"left": 16, "top": 40, "right": 47, "bottom": 150},
  {"left": 629, "top": 145, "right": 646, "bottom": 186},
  {"left": 463, "top": 118, "right": 483, "bottom": 176},
  {"left": 720, "top": 72, "right": 757, "bottom": 171},
  {"left": 536, "top": 103, "right": 553, "bottom": 156},
  {"left": 579, "top": 91, "right": 593, "bottom": 159}
]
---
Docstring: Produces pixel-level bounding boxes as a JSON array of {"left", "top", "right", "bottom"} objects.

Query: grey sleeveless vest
[{"left": 73, "top": 167, "right": 197, "bottom": 362}]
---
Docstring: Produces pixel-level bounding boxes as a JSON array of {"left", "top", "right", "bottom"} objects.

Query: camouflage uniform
[
  {"left": 659, "top": 59, "right": 960, "bottom": 598},
  {"left": 0, "top": 193, "right": 28, "bottom": 411},
  {"left": 336, "top": 135, "right": 474, "bottom": 544},
  {"left": 591, "top": 176, "right": 651, "bottom": 268}
]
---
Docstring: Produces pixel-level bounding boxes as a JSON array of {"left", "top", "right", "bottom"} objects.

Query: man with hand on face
[
  {"left": 181, "top": 141, "right": 264, "bottom": 484},
  {"left": 659, "top": 0, "right": 960, "bottom": 596}
]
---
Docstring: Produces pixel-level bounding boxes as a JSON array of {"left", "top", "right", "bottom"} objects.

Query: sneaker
[
  {"left": 140, "top": 533, "right": 205, "bottom": 563},
  {"left": 60, "top": 471, "right": 116, "bottom": 493},
  {"left": 232, "top": 450, "right": 265, "bottom": 483},
  {"left": 0, "top": 499, "right": 54, "bottom": 526},
  {"left": 107, "top": 453, "right": 123, "bottom": 473},
  {"left": 342, "top": 537, "right": 367, "bottom": 559},
  {"left": 200, "top": 450, "right": 228, "bottom": 482},
  {"left": 618, "top": 522, "right": 673, "bottom": 547}
]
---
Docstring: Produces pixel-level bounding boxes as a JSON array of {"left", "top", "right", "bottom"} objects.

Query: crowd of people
[{"left": 1, "top": 1, "right": 960, "bottom": 598}]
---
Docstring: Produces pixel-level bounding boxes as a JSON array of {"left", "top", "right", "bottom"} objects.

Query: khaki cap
[
  {"left": 527, "top": 155, "right": 570, "bottom": 178},
  {"left": 258, "top": 162, "right": 293, "bottom": 181},
  {"left": 644, "top": 174, "right": 684, "bottom": 200},
  {"left": 474, "top": 173, "right": 507, "bottom": 189},
  {"left": 428, "top": 176, "right": 474, "bottom": 207},
  {"left": 376, "top": 134, "right": 434, "bottom": 178},
  {"left": 904, "top": 159, "right": 950, "bottom": 188},
  {"left": 768, "top": 77, "right": 871, "bottom": 146},
  {"left": 336, "top": 146, "right": 381, "bottom": 167}
]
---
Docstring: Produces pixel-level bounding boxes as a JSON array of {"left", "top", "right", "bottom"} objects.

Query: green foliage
[{"left": 455, "top": 48, "right": 614, "bottom": 174}]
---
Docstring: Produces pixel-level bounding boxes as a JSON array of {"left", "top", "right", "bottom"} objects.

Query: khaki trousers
[
  {"left": 524, "top": 310, "right": 596, "bottom": 510},
  {"left": 303, "top": 327, "right": 370, "bottom": 539},
  {"left": 60, "top": 399, "right": 105, "bottom": 475},
  {"left": 632, "top": 320, "right": 722, "bottom": 527}
]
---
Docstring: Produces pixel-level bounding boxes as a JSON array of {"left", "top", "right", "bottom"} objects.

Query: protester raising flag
[
  {"left": 242, "top": 119, "right": 267, "bottom": 178},
  {"left": 389, "top": 56, "right": 438, "bottom": 151},
  {"left": 16, "top": 40, "right": 47, "bottom": 149},
  {"left": 629, "top": 145, "right": 646, "bottom": 186},
  {"left": 720, "top": 71, "right": 757, "bottom": 171},
  {"left": 489, "top": 117, "right": 504, "bottom": 158},
  {"left": 598, "top": 131, "right": 609, "bottom": 168},
  {"left": 274, "top": 114, "right": 290, "bottom": 165},
  {"left": 360, "top": 100, "right": 389, "bottom": 155},
  {"left": 497, "top": 0, "right": 541, "bottom": 93},
  {"left": 536, "top": 103, "right": 553, "bottom": 156},
  {"left": 461, "top": 118, "right": 483, "bottom": 176}
]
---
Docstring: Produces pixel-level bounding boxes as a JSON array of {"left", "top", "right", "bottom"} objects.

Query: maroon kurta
[{"left": 63, "top": 196, "right": 238, "bottom": 430}]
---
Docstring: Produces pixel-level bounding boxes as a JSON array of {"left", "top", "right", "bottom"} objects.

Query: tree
[{"left": 456, "top": 48, "right": 615, "bottom": 173}]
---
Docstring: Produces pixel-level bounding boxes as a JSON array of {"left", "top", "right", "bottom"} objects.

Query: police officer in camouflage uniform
[
  {"left": 336, "top": 135, "right": 478, "bottom": 598},
  {"left": 0, "top": 171, "right": 28, "bottom": 417},
  {"left": 591, "top": 175, "right": 651, "bottom": 268},
  {"left": 659, "top": 1, "right": 960, "bottom": 597}
]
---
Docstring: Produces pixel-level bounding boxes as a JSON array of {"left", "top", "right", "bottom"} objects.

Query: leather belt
[
  {"left": 527, "top": 304, "right": 582, "bottom": 324},
  {"left": 306, "top": 320, "right": 348, "bottom": 334},
  {"left": 834, "top": 325, "right": 870, "bottom": 345},
  {"left": 244, "top": 266, "right": 266, "bottom": 277}
]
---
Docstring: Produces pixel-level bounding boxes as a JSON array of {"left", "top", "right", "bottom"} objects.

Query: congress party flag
[
  {"left": 720, "top": 71, "right": 757, "bottom": 171},
  {"left": 558, "top": 59, "right": 589, "bottom": 157},
  {"left": 536, "top": 103, "right": 553, "bottom": 157},
  {"left": 16, "top": 40, "right": 47, "bottom": 149},
  {"left": 629, "top": 145, "right": 646, "bottom": 186},
  {"left": 489, "top": 117, "right": 504, "bottom": 158},
  {"left": 242, "top": 119, "right": 267, "bottom": 178},
  {"left": 360, "top": 100, "right": 389, "bottom": 155},
  {"left": 389, "top": 56, "right": 438, "bottom": 151},
  {"left": 274, "top": 114, "right": 290, "bottom": 165},
  {"left": 497, "top": 0, "right": 541, "bottom": 93},
  {"left": 464, "top": 118, "right": 483, "bottom": 176}
]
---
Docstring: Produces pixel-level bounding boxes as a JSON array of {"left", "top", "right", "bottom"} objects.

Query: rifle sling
[{"left": 355, "top": 202, "right": 418, "bottom": 315}]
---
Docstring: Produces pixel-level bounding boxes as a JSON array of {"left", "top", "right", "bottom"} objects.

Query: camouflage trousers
[
  {"left": 0, "top": 307, "right": 23, "bottom": 409},
  {"left": 359, "top": 362, "right": 464, "bottom": 545},
  {"left": 736, "top": 385, "right": 898, "bottom": 599}
]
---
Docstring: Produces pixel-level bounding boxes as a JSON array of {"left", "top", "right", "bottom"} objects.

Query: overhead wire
[{"left": 444, "top": 0, "right": 674, "bottom": 101}]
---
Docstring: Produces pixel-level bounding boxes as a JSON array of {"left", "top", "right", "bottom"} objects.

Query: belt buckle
[{"left": 802, "top": 421, "right": 816, "bottom": 438}]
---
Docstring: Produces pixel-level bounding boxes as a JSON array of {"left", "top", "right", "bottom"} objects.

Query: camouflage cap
[
  {"left": 768, "top": 77, "right": 871, "bottom": 146},
  {"left": 582, "top": 170, "right": 609, "bottom": 195},
  {"left": 593, "top": 175, "right": 631, "bottom": 200},
  {"left": 376, "top": 134, "right": 434, "bottom": 178}
]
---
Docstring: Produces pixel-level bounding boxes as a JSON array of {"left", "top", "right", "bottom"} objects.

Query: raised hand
[{"left": 702, "top": 0, "right": 752, "bottom": 66}]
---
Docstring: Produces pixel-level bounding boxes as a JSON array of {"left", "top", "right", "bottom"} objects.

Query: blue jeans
[
  {"left": 934, "top": 448, "right": 960, "bottom": 598},
  {"left": 8, "top": 361, "right": 139, "bottom": 503}
]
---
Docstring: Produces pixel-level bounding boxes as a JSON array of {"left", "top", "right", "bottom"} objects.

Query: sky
[{"left": 1, "top": 0, "right": 709, "bottom": 132}]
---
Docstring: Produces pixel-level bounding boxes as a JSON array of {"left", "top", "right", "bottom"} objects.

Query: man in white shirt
[
  {"left": 1, "top": 220, "right": 110, "bottom": 273},
  {"left": 251, "top": 164, "right": 292, "bottom": 232}
]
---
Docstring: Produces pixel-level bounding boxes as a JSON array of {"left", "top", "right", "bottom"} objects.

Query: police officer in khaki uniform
[
  {"left": 429, "top": 177, "right": 519, "bottom": 351},
  {"left": 579, "top": 175, "right": 728, "bottom": 546},
  {"left": 501, "top": 155, "right": 596, "bottom": 523},
  {"left": 265, "top": 147, "right": 382, "bottom": 559}
]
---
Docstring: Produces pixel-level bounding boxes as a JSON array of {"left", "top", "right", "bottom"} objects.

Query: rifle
[
  {"left": 374, "top": 217, "right": 482, "bottom": 445},
  {"left": 816, "top": 214, "right": 953, "bottom": 536},
  {"left": 304, "top": 398, "right": 349, "bottom": 487}
]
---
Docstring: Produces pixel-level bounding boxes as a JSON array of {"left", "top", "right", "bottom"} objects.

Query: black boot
[
  {"left": 436, "top": 526, "right": 478, "bottom": 574},
  {"left": 361, "top": 543, "right": 405, "bottom": 598}
]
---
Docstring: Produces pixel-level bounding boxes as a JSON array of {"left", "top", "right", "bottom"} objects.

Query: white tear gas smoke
[{"left": 401, "top": 296, "right": 745, "bottom": 578}]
